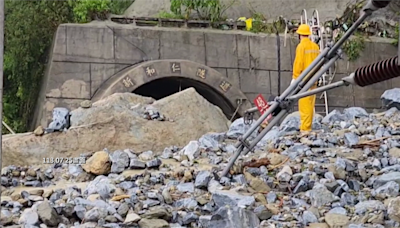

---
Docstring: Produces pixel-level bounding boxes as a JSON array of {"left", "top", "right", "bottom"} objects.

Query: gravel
[{"left": 3, "top": 103, "right": 400, "bottom": 228}]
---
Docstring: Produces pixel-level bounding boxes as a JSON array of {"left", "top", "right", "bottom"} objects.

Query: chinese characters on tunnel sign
[{"left": 254, "top": 94, "right": 272, "bottom": 123}]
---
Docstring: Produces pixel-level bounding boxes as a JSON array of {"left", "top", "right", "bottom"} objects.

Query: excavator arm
[{"left": 221, "top": 0, "right": 398, "bottom": 178}]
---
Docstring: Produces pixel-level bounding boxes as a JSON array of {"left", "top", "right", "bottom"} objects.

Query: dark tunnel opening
[{"left": 133, "top": 77, "right": 237, "bottom": 120}]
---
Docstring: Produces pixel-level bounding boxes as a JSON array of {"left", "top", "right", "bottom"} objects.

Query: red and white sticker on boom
[{"left": 254, "top": 94, "right": 272, "bottom": 123}]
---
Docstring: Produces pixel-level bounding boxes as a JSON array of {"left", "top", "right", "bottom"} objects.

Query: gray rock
[
  {"left": 117, "top": 203, "right": 130, "bottom": 217},
  {"left": 388, "top": 197, "right": 400, "bottom": 222},
  {"left": 211, "top": 190, "right": 255, "bottom": 208},
  {"left": 327, "top": 207, "right": 347, "bottom": 215},
  {"left": 322, "top": 110, "right": 346, "bottom": 123},
  {"left": 254, "top": 205, "right": 273, "bottom": 220},
  {"left": 306, "top": 184, "right": 339, "bottom": 207},
  {"left": 130, "top": 159, "right": 146, "bottom": 169},
  {"left": 341, "top": 192, "right": 357, "bottom": 206},
  {"left": 266, "top": 192, "right": 277, "bottom": 204},
  {"left": 354, "top": 200, "right": 386, "bottom": 215},
  {"left": 373, "top": 181, "right": 399, "bottom": 198},
  {"left": 84, "top": 207, "right": 108, "bottom": 222},
  {"left": 199, "top": 132, "right": 225, "bottom": 149},
  {"left": 179, "top": 141, "right": 201, "bottom": 161},
  {"left": 177, "top": 182, "right": 195, "bottom": 193},
  {"left": 85, "top": 175, "right": 116, "bottom": 196},
  {"left": 195, "top": 170, "right": 212, "bottom": 188},
  {"left": 110, "top": 150, "right": 130, "bottom": 173},
  {"left": 202, "top": 207, "right": 260, "bottom": 228},
  {"left": 173, "top": 198, "right": 198, "bottom": 210},
  {"left": 182, "top": 212, "right": 199, "bottom": 225},
  {"left": 374, "top": 172, "right": 400, "bottom": 188},
  {"left": 343, "top": 107, "right": 368, "bottom": 119},
  {"left": 46, "top": 107, "right": 70, "bottom": 133},
  {"left": 146, "top": 158, "right": 162, "bottom": 168},
  {"left": 227, "top": 117, "right": 259, "bottom": 140},
  {"left": 293, "top": 179, "right": 310, "bottom": 194},
  {"left": 344, "top": 132, "right": 359, "bottom": 147},
  {"left": 74, "top": 205, "right": 86, "bottom": 220},
  {"left": 381, "top": 88, "right": 400, "bottom": 110},
  {"left": 142, "top": 199, "right": 160, "bottom": 208},
  {"left": 18, "top": 208, "right": 39, "bottom": 225},
  {"left": 257, "top": 127, "right": 280, "bottom": 147},
  {"left": 138, "top": 218, "right": 169, "bottom": 228},
  {"left": 232, "top": 174, "right": 246, "bottom": 185},
  {"left": 37, "top": 201, "right": 60, "bottom": 226},
  {"left": 160, "top": 147, "right": 174, "bottom": 159},
  {"left": 302, "top": 210, "right": 318, "bottom": 225},
  {"left": 280, "top": 111, "right": 322, "bottom": 132},
  {"left": 68, "top": 165, "right": 83, "bottom": 176}
]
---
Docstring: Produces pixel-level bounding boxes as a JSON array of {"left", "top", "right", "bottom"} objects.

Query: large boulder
[{"left": 2, "top": 88, "right": 230, "bottom": 167}]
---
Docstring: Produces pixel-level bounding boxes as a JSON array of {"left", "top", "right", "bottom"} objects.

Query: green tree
[
  {"left": 4, "top": 0, "right": 75, "bottom": 132},
  {"left": 3, "top": 0, "right": 133, "bottom": 133}
]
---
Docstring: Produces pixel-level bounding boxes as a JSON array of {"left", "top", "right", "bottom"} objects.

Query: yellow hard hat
[{"left": 296, "top": 24, "right": 311, "bottom": 35}]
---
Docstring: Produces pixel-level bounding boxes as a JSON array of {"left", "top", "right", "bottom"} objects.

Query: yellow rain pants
[{"left": 292, "top": 38, "right": 320, "bottom": 131}]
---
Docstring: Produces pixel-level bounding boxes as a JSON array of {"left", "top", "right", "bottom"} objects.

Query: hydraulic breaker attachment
[{"left": 220, "top": 0, "right": 394, "bottom": 178}]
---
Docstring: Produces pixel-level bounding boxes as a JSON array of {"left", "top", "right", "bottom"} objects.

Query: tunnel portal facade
[
  {"left": 91, "top": 59, "right": 252, "bottom": 120},
  {"left": 33, "top": 23, "right": 399, "bottom": 130}
]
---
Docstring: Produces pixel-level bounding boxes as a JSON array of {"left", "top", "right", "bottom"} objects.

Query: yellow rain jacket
[{"left": 292, "top": 38, "right": 320, "bottom": 132}]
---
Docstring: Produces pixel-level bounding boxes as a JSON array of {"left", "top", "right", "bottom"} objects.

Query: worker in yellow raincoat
[{"left": 291, "top": 24, "right": 320, "bottom": 134}]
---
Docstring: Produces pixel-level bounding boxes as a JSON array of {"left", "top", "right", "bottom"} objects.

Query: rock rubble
[{"left": 2, "top": 89, "right": 400, "bottom": 228}]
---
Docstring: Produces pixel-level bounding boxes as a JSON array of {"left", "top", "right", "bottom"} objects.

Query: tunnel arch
[{"left": 91, "top": 59, "right": 252, "bottom": 119}]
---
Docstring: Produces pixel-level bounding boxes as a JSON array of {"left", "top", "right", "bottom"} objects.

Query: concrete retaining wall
[{"left": 33, "top": 21, "right": 399, "bottom": 128}]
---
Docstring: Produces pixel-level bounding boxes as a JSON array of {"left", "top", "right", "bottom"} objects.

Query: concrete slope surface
[{"left": 2, "top": 88, "right": 400, "bottom": 227}]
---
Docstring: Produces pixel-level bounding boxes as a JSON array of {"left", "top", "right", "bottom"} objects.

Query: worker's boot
[{"left": 299, "top": 130, "right": 312, "bottom": 137}]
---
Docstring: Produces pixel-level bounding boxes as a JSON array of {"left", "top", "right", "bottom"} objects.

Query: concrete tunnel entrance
[
  {"left": 90, "top": 60, "right": 252, "bottom": 119},
  {"left": 133, "top": 77, "right": 236, "bottom": 119}
]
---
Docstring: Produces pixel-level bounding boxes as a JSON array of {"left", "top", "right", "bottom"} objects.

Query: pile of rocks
[
  {"left": 1, "top": 88, "right": 230, "bottom": 167},
  {"left": 2, "top": 88, "right": 400, "bottom": 228}
]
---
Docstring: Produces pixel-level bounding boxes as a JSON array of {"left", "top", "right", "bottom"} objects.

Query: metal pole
[
  {"left": 299, "top": 56, "right": 340, "bottom": 93},
  {"left": 221, "top": 110, "right": 287, "bottom": 177},
  {"left": 0, "top": 0, "right": 5, "bottom": 198},
  {"left": 2, "top": 121, "right": 15, "bottom": 135},
  {"left": 276, "top": 26, "right": 281, "bottom": 96},
  {"left": 327, "top": 12, "right": 370, "bottom": 58},
  {"left": 287, "top": 80, "right": 347, "bottom": 101},
  {"left": 234, "top": 48, "right": 330, "bottom": 148}
]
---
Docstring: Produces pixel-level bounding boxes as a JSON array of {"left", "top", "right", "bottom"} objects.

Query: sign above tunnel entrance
[
  {"left": 196, "top": 68, "right": 207, "bottom": 79},
  {"left": 170, "top": 62, "right": 181, "bottom": 74},
  {"left": 219, "top": 80, "right": 231, "bottom": 92},
  {"left": 121, "top": 76, "right": 135, "bottom": 88},
  {"left": 143, "top": 65, "right": 157, "bottom": 77}
]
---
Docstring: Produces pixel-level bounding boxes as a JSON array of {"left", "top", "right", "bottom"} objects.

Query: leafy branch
[
  {"left": 393, "top": 23, "right": 399, "bottom": 46},
  {"left": 336, "top": 32, "right": 366, "bottom": 61}
]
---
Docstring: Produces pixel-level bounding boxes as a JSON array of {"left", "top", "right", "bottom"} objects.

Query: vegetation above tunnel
[{"left": 4, "top": 0, "right": 133, "bottom": 133}]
